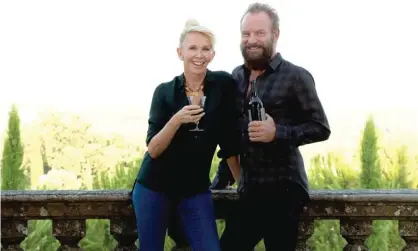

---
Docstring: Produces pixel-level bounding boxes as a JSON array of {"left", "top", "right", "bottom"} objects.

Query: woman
[{"left": 131, "top": 19, "right": 241, "bottom": 251}]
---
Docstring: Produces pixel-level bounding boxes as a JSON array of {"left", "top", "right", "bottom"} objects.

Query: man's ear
[{"left": 273, "top": 29, "right": 280, "bottom": 41}]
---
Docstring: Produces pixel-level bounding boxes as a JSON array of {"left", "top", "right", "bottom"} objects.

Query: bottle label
[
  {"left": 248, "top": 107, "right": 266, "bottom": 121},
  {"left": 260, "top": 107, "right": 266, "bottom": 120}
]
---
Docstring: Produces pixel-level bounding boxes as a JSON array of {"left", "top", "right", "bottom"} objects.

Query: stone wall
[{"left": 1, "top": 189, "right": 418, "bottom": 250}]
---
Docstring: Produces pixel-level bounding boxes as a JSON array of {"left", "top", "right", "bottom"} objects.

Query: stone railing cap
[{"left": 1, "top": 189, "right": 418, "bottom": 203}]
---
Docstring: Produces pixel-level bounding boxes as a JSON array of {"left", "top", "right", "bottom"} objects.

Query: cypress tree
[
  {"left": 360, "top": 115, "right": 382, "bottom": 189},
  {"left": 1, "top": 104, "right": 27, "bottom": 190}
]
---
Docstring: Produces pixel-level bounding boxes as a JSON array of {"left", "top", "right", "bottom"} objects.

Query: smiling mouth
[
  {"left": 247, "top": 47, "right": 262, "bottom": 51},
  {"left": 192, "top": 62, "right": 205, "bottom": 66}
]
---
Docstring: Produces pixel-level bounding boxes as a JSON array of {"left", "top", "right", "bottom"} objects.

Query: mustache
[{"left": 244, "top": 44, "right": 264, "bottom": 49}]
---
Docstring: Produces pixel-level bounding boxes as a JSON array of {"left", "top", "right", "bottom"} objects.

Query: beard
[{"left": 241, "top": 37, "right": 274, "bottom": 70}]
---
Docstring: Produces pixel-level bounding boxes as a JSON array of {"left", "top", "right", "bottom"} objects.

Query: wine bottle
[{"left": 247, "top": 80, "right": 265, "bottom": 121}]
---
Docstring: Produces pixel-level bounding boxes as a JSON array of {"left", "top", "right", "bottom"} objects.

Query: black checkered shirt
[{"left": 233, "top": 53, "right": 331, "bottom": 196}]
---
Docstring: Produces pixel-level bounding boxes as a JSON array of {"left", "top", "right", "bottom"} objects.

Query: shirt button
[{"left": 194, "top": 135, "right": 198, "bottom": 139}]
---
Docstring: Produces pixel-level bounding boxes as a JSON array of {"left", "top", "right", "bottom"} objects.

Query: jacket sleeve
[{"left": 145, "top": 83, "right": 168, "bottom": 146}]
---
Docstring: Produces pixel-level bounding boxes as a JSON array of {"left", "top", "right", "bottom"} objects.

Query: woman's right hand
[{"left": 172, "top": 105, "right": 205, "bottom": 125}]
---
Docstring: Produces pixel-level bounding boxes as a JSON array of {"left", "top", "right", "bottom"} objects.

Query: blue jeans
[
  {"left": 168, "top": 158, "right": 234, "bottom": 247},
  {"left": 132, "top": 183, "right": 221, "bottom": 251}
]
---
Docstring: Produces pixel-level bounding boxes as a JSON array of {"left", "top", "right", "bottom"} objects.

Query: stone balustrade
[{"left": 1, "top": 189, "right": 418, "bottom": 250}]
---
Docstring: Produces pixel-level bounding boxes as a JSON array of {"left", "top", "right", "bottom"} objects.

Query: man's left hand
[{"left": 248, "top": 114, "right": 276, "bottom": 143}]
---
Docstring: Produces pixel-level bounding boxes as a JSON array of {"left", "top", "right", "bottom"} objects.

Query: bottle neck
[{"left": 250, "top": 80, "right": 258, "bottom": 97}]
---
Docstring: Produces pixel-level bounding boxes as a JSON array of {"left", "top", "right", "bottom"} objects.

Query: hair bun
[{"left": 184, "top": 19, "right": 200, "bottom": 29}]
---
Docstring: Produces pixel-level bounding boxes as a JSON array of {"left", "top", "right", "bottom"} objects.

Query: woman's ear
[
  {"left": 177, "top": 48, "right": 183, "bottom": 60},
  {"left": 209, "top": 50, "right": 216, "bottom": 62}
]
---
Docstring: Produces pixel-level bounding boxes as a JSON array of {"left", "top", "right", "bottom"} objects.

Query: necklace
[{"left": 185, "top": 83, "right": 204, "bottom": 97}]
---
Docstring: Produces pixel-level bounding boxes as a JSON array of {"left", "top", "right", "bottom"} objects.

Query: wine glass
[{"left": 187, "top": 95, "right": 206, "bottom": 131}]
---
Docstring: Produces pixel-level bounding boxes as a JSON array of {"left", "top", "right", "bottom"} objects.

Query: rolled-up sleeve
[
  {"left": 218, "top": 75, "right": 242, "bottom": 159},
  {"left": 145, "top": 84, "right": 167, "bottom": 146}
]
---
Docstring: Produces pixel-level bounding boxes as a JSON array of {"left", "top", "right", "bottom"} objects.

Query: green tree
[
  {"left": 30, "top": 111, "right": 141, "bottom": 190},
  {"left": 1, "top": 104, "right": 28, "bottom": 190},
  {"left": 395, "top": 146, "right": 412, "bottom": 188},
  {"left": 307, "top": 153, "right": 354, "bottom": 250},
  {"left": 360, "top": 115, "right": 381, "bottom": 189},
  {"left": 358, "top": 115, "right": 403, "bottom": 251}
]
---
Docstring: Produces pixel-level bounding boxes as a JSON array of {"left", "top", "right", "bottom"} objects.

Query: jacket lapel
[{"left": 202, "top": 70, "right": 220, "bottom": 114}]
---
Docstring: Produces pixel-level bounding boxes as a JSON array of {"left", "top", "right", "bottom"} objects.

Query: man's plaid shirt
[{"left": 233, "top": 53, "right": 331, "bottom": 196}]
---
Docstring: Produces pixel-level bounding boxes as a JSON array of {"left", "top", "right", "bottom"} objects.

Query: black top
[
  {"left": 136, "top": 70, "right": 241, "bottom": 198},
  {"left": 232, "top": 53, "right": 331, "bottom": 198}
]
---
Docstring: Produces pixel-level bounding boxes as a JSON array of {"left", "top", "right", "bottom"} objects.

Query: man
[{"left": 220, "top": 3, "right": 331, "bottom": 251}]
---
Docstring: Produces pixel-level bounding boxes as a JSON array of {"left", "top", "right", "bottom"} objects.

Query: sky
[{"left": 1, "top": 0, "right": 417, "bottom": 115}]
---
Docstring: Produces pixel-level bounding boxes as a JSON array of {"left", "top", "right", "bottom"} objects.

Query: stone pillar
[
  {"left": 399, "top": 220, "right": 418, "bottom": 251},
  {"left": 340, "top": 219, "right": 372, "bottom": 251},
  {"left": 52, "top": 219, "right": 86, "bottom": 251},
  {"left": 0, "top": 220, "right": 28, "bottom": 251},
  {"left": 110, "top": 219, "right": 137, "bottom": 251},
  {"left": 296, "top": 219, "right": 314, "bottom": 251}
]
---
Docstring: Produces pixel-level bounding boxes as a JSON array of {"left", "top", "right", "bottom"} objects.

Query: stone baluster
[
  {"left": 0, "top": 220, "right": 28, "bottom": 251},
  {"left": 399, "top": 220, "right": 418, "bottom": 251},
  {"left": 340, "top": 219, "right": 371, "bottom": 251},
  {"left": 52, "top": 219, "right": 86, "bottom": 251},
  {"left": 296, "top": 219, "right": 314, "bottom": 251},
  {"left": 110, "top": 219, "right": 137, "bottom": 251}
]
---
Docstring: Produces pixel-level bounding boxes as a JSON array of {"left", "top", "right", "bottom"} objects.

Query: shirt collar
[
  {"left": 176, "top": 69, "right": 215, "bottom": 90},
  {"left": 269, "top": 52, "right": 283, "bottom": 71}
]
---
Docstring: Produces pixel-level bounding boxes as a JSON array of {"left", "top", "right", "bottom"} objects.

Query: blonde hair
[{"left": 179, "top": 19, "right": 215, "bottom": 49}]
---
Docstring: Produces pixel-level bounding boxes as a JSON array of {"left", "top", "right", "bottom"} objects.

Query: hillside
[{"left": 1, "top": 104, "right": 417, "bottom": 167}]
